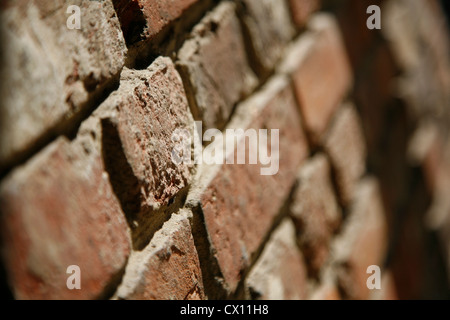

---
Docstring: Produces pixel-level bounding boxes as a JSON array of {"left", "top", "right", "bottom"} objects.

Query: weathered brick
[
  {"left": 289, "top": 0, "right": 321, "bottom": 28},
  {"left": 94, "top": 57, "right": 193, "bottom": 210},
  {"left": 290, "top": 154, "right": 341, "bottom": 277},
  {"left": 177, "top": 2, "right": 258, "bottom": 131},
  {"left": 238, "top": 0, "right": 295, "bottom": 75},
  {"left": 0, "top": 137, "right": 131, "bottom": 300},
  {"left": 323, "top": 103, "right": 367, "bottom": 206},
  {"left": 333, "top": 177, "right": 388, "bottom": 300},
  {"left": 112, "top": 0, "right": 204, "bottom": 46},
  {"left": 187, "top": 76, "right": 309, "bottom": 293},
  {"left": 280, "top": 14, "right": 352, "bottom": 144},
  {"left": 79, "top": 57, "right": 195, "bottom": 248},
  {"left": 245, "top": 219, "right": 308, "bottom": 300},
  {"left": 0, "top": 0, "right": 126, "bottom": 169},
  {"left": 115, "top": 210, "right": 204, "bottom": 300}
]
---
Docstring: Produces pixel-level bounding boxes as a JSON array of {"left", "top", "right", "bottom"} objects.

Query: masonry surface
[{"left": 0, "top": 0, "right": 449, "bottom": 300}]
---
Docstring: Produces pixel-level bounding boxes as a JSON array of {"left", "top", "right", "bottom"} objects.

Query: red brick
[
  {"left": 245, "top": 219, "right": 308, "bottom": 300},
  {"left": 0, "top": 56, "right": 197, "bottom": 299},
  {"left": 289, "top": 0, "right": 321, "bottom": 28},
  {"left": 0, "top": 0, "right": 127, "bottom": 170},
  {"left": 239, "top": 0, "right": 295, "bottom": 74},
  {"left": 280, "top": 14, "right": 352, "bottom": 144},
  {"left": 323, "top": 103, "right": 367, "bottom": 206},
  {"left": 177, "top": 2, "right": 258, "bottom": 131},
  {"left": 0, "top": 137, "right": 131, "bottom": 300},
  {"left": 290, "top": 153, "right": 341, "bottom": 277},
  {"left": 187, "top": 76, "right": 309, "bottom": 293},
  {"left": 112, "top": 0, "right": 202, "bottom": 45},
  {"left": 115, "top": 210, "right": 204, "bottom": 300},
  {"left": 334, "top": 177, "right": 388, "bottom": 300},
  {"left": 79, "top": 57, "right": 195, "bottom": 249},
  {"left": 95, "top": 57, "right": 194, "bottom": 209}
]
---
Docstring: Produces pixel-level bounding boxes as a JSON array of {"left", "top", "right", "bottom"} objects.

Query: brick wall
[{"left": 0, "top": 0, "right": 449, "bottom": 300}]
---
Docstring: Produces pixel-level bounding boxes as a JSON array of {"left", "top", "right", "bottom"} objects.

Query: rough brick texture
[
  {"left": 239, "top": 0, "right": 295, "bottom": 75},
  {"left": 245, "top": 219, "right": 307, "bottom": 300},
  {"left": 177, "top": 2, "right": 257, "bottom": 130},
  {"left": 112, "top": 0, "right": 200, "bottom": 45},
  {"left": 189, "top": 76, "right": 309, "bottom": 292},
  {"left": 93, "top": 57, "right": 194, "bottom": 212},
  {"left": 0, "top": 0, "right": 126, "bottom": 170},
  {"left": 78, "top": 56, "right": 195, "bottom": 250},
  {"left": 115, "top": 210, "right": 204, "bottom": 300},
  {"left": 0, "top": 137, "right": 131, "bottom": 300},
  {"left": 0, "top": 0, "right": 449, "bottom": 301}
]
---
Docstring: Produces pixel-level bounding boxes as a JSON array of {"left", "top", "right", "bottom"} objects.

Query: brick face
[
  {"left": 245, "top": 219, "right": 308, "bottom": 300},
  {"left": 177, "top": 2, "right": 258, "bottom": 130},
  {"left": 191, "top": 76, "right": 309, "bottom": 292},
  {"left": 0, "top": 137, "right": 131, "bottom": 300},
  {"left": 239, "top": 0, "right": 295, "bottom": 75},
  {"left": 0, "top": 0, "right": 127, "bottom": 170},
  {"left": 280, "top": 14, "right": 352, "bottom": 144},
  {"left": 94, "top": 57, "right": 194, "bottom": 212},
  {"left": 78, "top": 57, "right": 195, "bottom": 250},
  {"left": 115, "top": 210, "right": 204, "bottom": 300},
  {"left": 112, "top": 0, "right": 200, "bottom": 45}
]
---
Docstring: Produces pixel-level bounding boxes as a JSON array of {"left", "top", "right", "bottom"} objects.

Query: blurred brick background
[{"left": 0, "top": 0, "right": 449, "bottom": 299}]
